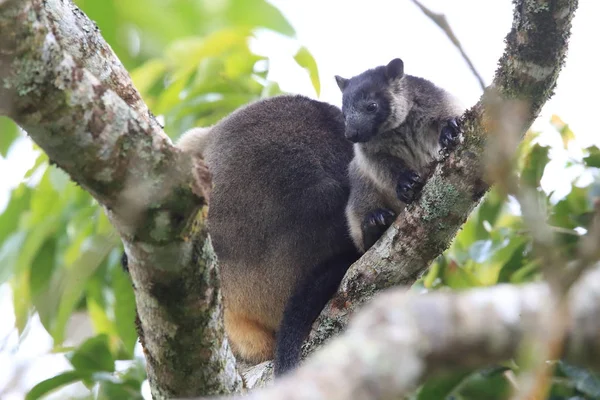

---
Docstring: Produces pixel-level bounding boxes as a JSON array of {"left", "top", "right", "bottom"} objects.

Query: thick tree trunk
[{"left": 0, "top": 0, "right": 241, "bottom": 398}]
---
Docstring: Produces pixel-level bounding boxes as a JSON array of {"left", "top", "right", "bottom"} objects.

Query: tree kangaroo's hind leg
[{"left": 224, "top": 309, "right": 276, "bottom": 364}]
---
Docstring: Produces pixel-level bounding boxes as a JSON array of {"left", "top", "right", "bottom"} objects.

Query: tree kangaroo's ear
[
  {"left": 335, "top": 75, "right": 349, "bottom": 92},
  {"left": 385, "top": 58, "right": 404, "bottom": 81}
]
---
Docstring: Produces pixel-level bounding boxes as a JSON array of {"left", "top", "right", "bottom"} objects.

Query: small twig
[
  {"left": 410, "top": 0, "right": 486, "bottom": 91},
  {"left": 504, "top": 370, "right": 520, "bottom": 391},
  {"left": 517, "top": 226, "right": 582, "bottom": 237}
]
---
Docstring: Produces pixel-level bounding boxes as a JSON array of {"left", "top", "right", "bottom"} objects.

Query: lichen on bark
[{"left": 0, "top": 0, "right": 241, "bottom": 398}]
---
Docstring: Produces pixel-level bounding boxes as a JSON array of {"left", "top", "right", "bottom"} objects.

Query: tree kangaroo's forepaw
[
  {"left": 361, "top": 208, "right": 397, "bottom": 250},
  {"left": 439, "top": 117, "right": 461, "bottom": 152},
  {"left": 396, "top": 170, "right": 424, "bottom": 203}
]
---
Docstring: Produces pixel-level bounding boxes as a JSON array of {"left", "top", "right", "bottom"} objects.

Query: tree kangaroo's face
[
  {"left": 339, "top": 82, "right": 390, "bottom": 143},
  {"left": 335, "top": 58, "right": 404, "bottom": 144}
]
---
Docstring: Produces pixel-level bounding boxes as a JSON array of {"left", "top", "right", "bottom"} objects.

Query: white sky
[
  {"left": 265, "top": 0, "right": 599, "bottom": 148},
  {"left": 0, "top": 1, "right": 598, "bottom": 398}
]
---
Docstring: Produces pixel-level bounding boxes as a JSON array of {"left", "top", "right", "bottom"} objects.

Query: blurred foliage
[
  {"left": 412, "top": 116, "right": 600, "bottom": 400},
  {"left": 0, "top": 1, "right": 599, "bottom": 399},
  {"left": 0, "top": 0, "right": 317, "bottom": 398},
  {"left": 0, "top": 116, "right": 20, "bottom": 157}
]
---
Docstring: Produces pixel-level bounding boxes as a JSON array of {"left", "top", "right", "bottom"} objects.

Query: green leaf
[
  {"left": 262, "top": 81, "right": 283, "bottom": 98},
  {"left": 497, "top": 240, "right": 529, "bottom": 283},
  {"left": 228, "top": 0, "right": 295, "bottom": 37},
  {"left": 476, "top": 236, "right": 528, "bottom": 284},
  {"left": 521, "top": 144, "right": 550, "bottom": 188},
  {"left": 550, "top": 185, "right": 593, "bottom": 231},
  {"left": 510, "top": 259, "right": 540, "bottom": 283},
  {"left": 154, "top": 70, "right": 192, "bottom": 115},
  {"left": 92, "top": 361, "right": 146, "bottom": 399},
  {"left": 16, "top": 217, "right": 59, "bottom": 277},
  {"left": 174, "top": 93, "right": 257, "bottom": 124},
  {"left": 417, "top": 370, "right": 473, "bottom": 399},
  {"left": 558, "top": 361, "right": 600, "bottom": 398},
  {"left": 224, "top": 51, "right": 264, "bottom": 80},
  {"left": 96, "top": 376, "right": 144, "bottom": 400},
  {"left": 440, "top": 260, "right": 482, "bottom": 289},
  {"left": 560, "top": 127, "right": 575, "bottom": 150},
  {"left": 455, "top": 366, "right": 511, "bottom": 399},
  {"left": 130, "top": 59, "right": 167, "bottom": 97},
  {"left": 450, "top": 189, "right": 506, "bottom": 252},
  {"left": 26, "top": 370, "right": 88, "bottom": 400},
  {"left": 474, "top": 189, "right": 505, "bottom": 238},
  {"left": 51, "top": 234, "right": 117, "bottom": 343},
  {"left": 11, "top": 266, "right": 32, "bottom": 333},
  {"left": 0, "top": 184, "right": 31, "bottom": 248},
  {"left": 164, "top": 30, "right": 249, "bottom": 83},
  {"left": 48, "top": 165, "right": 71, "bottom": 192},
  {"left": 294, "top": 46, "right": 320, "bottom": 96},
  {"left": 583, "top": 146, "right": 600, "bottom": 168},
  {"left": 0, "top": 232, "right": 26, "bottom": 285},
  {"left": 96, "top": 209, "right": 115, "bottom": 236},
  {"left": 87, "top": 276, "right": 119, "bottom": 339},
  {"left": 111, "top": 252, "right": 138, "bottom": 357},
  {"left": 67, "top": 334, "right": 115, "bottom": 374},
  {"left": 0, "top": 116, "right": 20, "bottom": 157},
  {"left": 23, "top": 153, "right": 48, "bottom": 179},
  {"left": 120, "top": 358, "right": 147, "bottom": 384},
  {"left": 550, "top": 114, "right": 575, "bottom": 150},
  {"left": 423, "top": 257, "right": 442, "bottom": 289},
  {"left": 29, "top": 238, "right": 57, "bottom": 296},
  {"left": 106, "top": 1, "right": 201, "bottom": 53}
]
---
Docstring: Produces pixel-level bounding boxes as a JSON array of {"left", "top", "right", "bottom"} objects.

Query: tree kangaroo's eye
[{"left": 366, "top": 102, "right": 378, "bottom": 112}]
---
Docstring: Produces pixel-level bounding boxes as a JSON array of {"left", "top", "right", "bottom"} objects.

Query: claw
[
  {"left": 439, "top": 117, "right": 461, "bottom": 151},
  {"left": 361, "top": 208, "right": 397, "bottom": 250},
  {"left": 406, "top": 171, "right": 420, "bottom": 184},
  {"left": 397, "top": 169, "right": 424, "bottom": 203}
]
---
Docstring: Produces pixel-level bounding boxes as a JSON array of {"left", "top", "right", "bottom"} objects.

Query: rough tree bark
[
  {"left": 208, "top": 264, "right": 600, "bottom": 400},
  {"left": 0, "top": 0, "right": 240, "bottom": 398},
  {"left": 0, "top": 0, "right": 580, "bottom": 398}
]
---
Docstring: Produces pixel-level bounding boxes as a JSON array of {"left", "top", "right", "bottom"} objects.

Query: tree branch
[
  {"left": 207, "top": 264, "right": 600, "bottom": 400},
  {"left": 410, "top": 0, "right": 486, "bottom": 91},
  {"left": 0, "top": 0, "right": 240, "bottom": 398},
  {"left": 293, "top": 0, "right": 579, "bottom": 381}
]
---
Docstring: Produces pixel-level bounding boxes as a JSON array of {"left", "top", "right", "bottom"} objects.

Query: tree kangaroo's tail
[
  {"left": 176, "top": 126, "right": 213, "bottom": 158},
  {"left": 119, "top": 126, "right": 214, "bottom": 274},
  {"left": 273, "top": 247, "right": 361, "bottom": 377}
]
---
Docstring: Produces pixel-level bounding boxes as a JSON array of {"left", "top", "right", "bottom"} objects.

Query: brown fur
[
  {"left": 176, "top": 95, "right": 357, "bottom": 368},
  {"left": 224, "top": 310, "right": 275, "bottom": 363}
]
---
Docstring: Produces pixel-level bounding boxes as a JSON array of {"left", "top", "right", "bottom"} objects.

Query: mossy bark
[{"left": 0, "top": 0, "right": 241, "bottom": 398}]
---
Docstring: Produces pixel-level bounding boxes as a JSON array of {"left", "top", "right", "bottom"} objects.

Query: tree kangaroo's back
[{"left": 177, "top": 94, "right": 359, "bottom": 375}]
